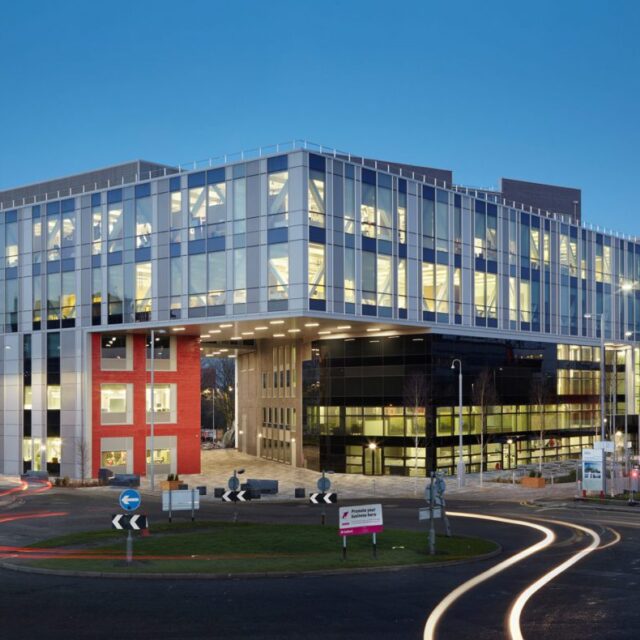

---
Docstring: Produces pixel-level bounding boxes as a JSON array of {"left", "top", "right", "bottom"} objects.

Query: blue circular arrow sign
[
  {"left": 317, "top": 476, "right": 331, "bottom": 492},
  {"left": 228, "top": 476, "right": 240, "bottom": 491},
  {"left": 119, "top": 489, "right": 141, "bottom": 512}
]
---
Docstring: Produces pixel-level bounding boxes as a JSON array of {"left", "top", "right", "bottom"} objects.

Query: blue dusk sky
[{"left": 1, "top": 1, "right": 638, "bottom": 234}]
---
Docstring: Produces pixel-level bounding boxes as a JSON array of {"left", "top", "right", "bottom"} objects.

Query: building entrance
[{"left": 363, "top": 445, "right": 383, "bottom": 476}]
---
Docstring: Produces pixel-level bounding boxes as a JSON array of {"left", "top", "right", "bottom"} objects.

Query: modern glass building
[{"left": 0, "top": 142, "right": 637, "bottom": 478}]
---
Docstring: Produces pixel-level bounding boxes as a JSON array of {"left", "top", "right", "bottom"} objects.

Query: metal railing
[{"left": 0, "top": 138, "right": 636, "bottom": 242}]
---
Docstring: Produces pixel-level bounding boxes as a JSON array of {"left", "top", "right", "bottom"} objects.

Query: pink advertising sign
[{"left": 339, "top": 504, "right": 384, "bottom": 537}]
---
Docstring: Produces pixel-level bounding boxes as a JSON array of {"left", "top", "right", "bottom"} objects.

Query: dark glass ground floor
[{"left": 302, "top": 332, "right": 638, "bottom": 475}]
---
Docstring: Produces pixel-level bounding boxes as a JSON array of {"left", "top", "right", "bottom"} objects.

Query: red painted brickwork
[{"left": 91, "top": 334, "right": 201, "bottom": 477}]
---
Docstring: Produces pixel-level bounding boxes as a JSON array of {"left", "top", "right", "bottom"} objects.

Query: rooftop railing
[{"left": 0, "top": 139, "right": 635, "bottom": 242}]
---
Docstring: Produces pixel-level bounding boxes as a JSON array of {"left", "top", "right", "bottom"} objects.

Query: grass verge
[{"left": 19, "top": 521, "right": 497, "bottom": 575}]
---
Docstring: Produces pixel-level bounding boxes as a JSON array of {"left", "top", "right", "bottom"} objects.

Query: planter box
[
  {"left": 160, "top": 480, "right": 182, "bottom": 491},
  {"left": 521, "top": 476, "right": 546, "bottom": 489}
]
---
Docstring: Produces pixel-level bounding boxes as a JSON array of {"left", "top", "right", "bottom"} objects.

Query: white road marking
[
  {"left": 508, "top": 518, "right": 600, "bottom": 640},
  {"left": 423, "top": 512, "right": 555, "bottom": 640}
]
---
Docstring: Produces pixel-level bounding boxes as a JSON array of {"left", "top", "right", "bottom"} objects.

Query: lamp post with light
[
  {"left": 451, "top": 359, "right": 464, "bottom": 488},
  {"left": 148, "top": 328, "right": 166, "bottom": 491}
]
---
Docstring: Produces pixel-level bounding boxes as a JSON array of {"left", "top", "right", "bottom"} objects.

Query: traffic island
[{"left": 4, "top": 521, "right": 499, "bottom": 577}]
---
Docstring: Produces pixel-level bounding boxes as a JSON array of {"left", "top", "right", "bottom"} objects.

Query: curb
[
  {"left": 531, "top": 499, "right": 640, "bottom": 514},
  {"left": 0, "top": 544, "right": 502, "bottom": 581}
]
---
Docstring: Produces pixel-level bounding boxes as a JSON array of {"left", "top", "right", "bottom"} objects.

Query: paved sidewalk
[
  {"left": 136, "top": 450, "right": 581, "bottom": 502},
  {"left": 1, "top": 450, "right": 581, "bottom": 503}
]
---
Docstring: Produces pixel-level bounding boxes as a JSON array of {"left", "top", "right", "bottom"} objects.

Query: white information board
[{"left": 162, "top": 489, "right": 200, "bottom": 512}]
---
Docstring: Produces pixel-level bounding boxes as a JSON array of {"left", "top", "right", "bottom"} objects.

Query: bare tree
[
  {"left": 529, "top": 373, "right": 553, "bottom": 473},
  {"left": 472, "top": 369, "right": 498, "bottom": 485},
  {"left": 201, "top": 357, "right": 236, "bottom": 437},
  {"left": 403, "top": 372, "right": 431, "bottom": 489}
]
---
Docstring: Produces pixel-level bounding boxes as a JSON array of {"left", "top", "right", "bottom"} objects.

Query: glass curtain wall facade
[{"left": 0, "top": 144, "right": 638, "bottom": 477}]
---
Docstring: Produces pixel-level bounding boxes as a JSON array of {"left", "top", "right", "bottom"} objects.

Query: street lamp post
[
  {"left": 149, "top": 328, "right": 156, "bottom": 491},
  {"left": 585, "top": 312, "right": 606, "bottom": 496},
  {"left": 451, "top": 359, "right": 464, "bottom": 488},
  {"left": 148, "top": 328, "right": 166, "bottom": 492}
]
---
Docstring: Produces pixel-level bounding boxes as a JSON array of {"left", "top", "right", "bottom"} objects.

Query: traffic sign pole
[
  {"left": 126, "top": 530, "right": 133, "bottom": 564},
  {"left": 372, "top": 532, "right": 377, "bottom": 559}
]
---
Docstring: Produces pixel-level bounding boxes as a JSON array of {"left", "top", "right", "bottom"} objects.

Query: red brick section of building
[{"left": 91, "top": 334, "right": 201, "bottom": 477}]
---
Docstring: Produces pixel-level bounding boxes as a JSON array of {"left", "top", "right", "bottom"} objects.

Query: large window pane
[
  {"left": 61, "top": 271, "right": 76, "bottom": 320},
  {"left": 189, "top": 254, "right": 207, "bottom": 308},
  {"left": 135, "top": 262, "right": 152, "bottom": 317},
  {"left": 422, "top": 262, "right": 435, "bottom": 312},
  {"left": 308, "top": 243, "right": 325, "bottom": 300},
  {"left": 362, "top": 252, "right": 376, "bottom": 306},
  {"left": 5, "top": 221, "right": 18, "bottom": 267},
  {"left": 345, "top": 247, "right": 356, "bottom": 303},
  {"left": 377, "top": 255, "right": 392, "bottom": 307},
  {"left": 207, "top": 252, "right": 225, "bottom": 306},
  {"left": 207, "top": 182, "right": 226, "bottom": 224},
  {"left": 107, "top": 204, "right": 123, "bottom": 253},
  {"left": 188, "top": 187, "right": 206, "bottom": 240},
  {"left": 268, "top": 243, "right": 289, "bottom": 300},
  {"left": 135, "top": 197, "right": 152, "bottom": 248},
  {"left": 308, "top": 169, "right": 325, "bottom": 227},
  {"left": 234, "top": 248, "right": 246, "bottom": 303},
  {"left": 268, "top": 171, "right": 289, "bottom": 215}
]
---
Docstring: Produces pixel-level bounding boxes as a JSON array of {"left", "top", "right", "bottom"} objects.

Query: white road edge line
[
  {"left": 507, "top": 519, "right": 600, "bottom": 640},
  {"left": 423, "top": 512, "right": 555, "bottom": 640}
]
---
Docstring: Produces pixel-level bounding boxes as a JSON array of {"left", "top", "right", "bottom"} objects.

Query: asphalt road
[{"left": 1, "top": 483, "right": 639, "bottom": 640}]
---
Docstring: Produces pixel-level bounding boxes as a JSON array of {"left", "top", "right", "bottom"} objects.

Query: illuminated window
[
  {"left": 135, "top": 197, "right": 152, "bottom": 248},
  {"left": 268, "top": 243, "right": 289, "bottom": 300},
  {"left": 422, "top": 262, "right": 435, "bottom": 313},
  {"left": 344, "top": 173, "right": 355, "bottom": 234},
  {"left": 509, "top": 276, "right": 518, "bottom": 322},
  {"left": 398, "top": 187, "right": 407, "bottom": 244},
  {"left": 377, "top": 184, "right": 392, "bottom": 241},
  {"left": 377, "top": 255, "right": 392, "bottom": 307},
  {"left": 530, "top": 228, "right": 540, "bottom": 267},
  {"left": 47, "top": 273, "right": 61, "bottom": 321},
  {"left": 234, "top": 248, "right": 246, "bottom": 304},
  {"left": 308, "top": 169, "right": 325, "bottom": 227},
  {"left": 308, "top": 243, "right": 325, "bottom": 300},
  {"left": 268, "top": 171, "right": 289, "bottom": 215},
  {"left": 345, "top": 247, "right": 356, "bottom": 304},
  {"left": 474, "top": 271, "right": 485, "bottom": 318},
  {"left": 106, "top": 264, "right": 125, "bottom": 324},
  {"left": 189, "top": 254, "right": 207, "bottom": 309},
  {"left": 92, "top": 205, "right": 102, "bottom": 255},
  {"left": 62, "top": 210, "right": 75, "bottom": 257},
  {"left": 207, "top": 181, "right": 226, "bottom": 224},
  {"left": 47, "top": 214, "right": 61, "bottom": 261},
  {"left": 135, "top": 262, "right": 152, "bottom": 318},
  {"left": 170, "top": 190, "right": 182, "bottom": 243},
  {"left": 436, "top": 191, "right": 449, "bottom": 252},
  {"left": 398, "top": 259, "right": 407, "bottom": 309},
  {"left": 486, "top": 272, "right": 497, "bottom": 319},
  {"left": 61, "top": 271, "right": 76, "bottom": 320},
  {"left": 107, "top": 203, "right": 123, "bottom": 253},
  {"left": 146, "top": 383, "right": 177, "bottom": 423},
  {"left": 520, "top": 280, "right": 531, "bottom": 322},
  {"left": 47, "top": 385, "right": 61, "bottom": 410},
  {"left": 24, "top": 386, "right": 32, "bottom": 410},
  {"left": 100, "top": 383, "right": 132, "bottom": 424},
  {"left": 435, "top": 264, "right": 449, "bottom": 314},
  {"left": 101, "top": 450, "right": 128, "bottom": 469},
  {"left": 170, "top": 257, "right": 182, "bottom": 315},
  {"left": 361, "top": 182, "right": 376, "bottom": 238},
  {"left": 188, "top": 187, "right": 206, "bottom": 240},
  {"left": 207, "top": 252, "right": 225, "bottom": 306},
  {"left": 362, "top": 252, "right": 376, "bottom": 306},
  {"left": 453, "top": 267, "right": 461, "bottom": 316},
  {"left": 5, "top": 221, "right": 18, "bottom": 267}
]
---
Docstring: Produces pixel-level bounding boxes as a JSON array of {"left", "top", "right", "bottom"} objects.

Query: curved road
[{"left": 0, "top": 483, "right": 637, "bottom": 640}]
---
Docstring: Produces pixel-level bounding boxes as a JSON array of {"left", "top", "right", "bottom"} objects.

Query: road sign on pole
[
  {"left": 119, "top": 489, "right": 141, "bottom": 512},
  {"left": 309, "top": 492, "right": 337, "bottom": 504},
  {"left": 317, "top": 476, "right": 331, "bottom": 493},
  {"left": 221, "top": 490, "right": 250, "bottom": 502},
  {"left": 228, "top": 476, "right": 240, "bottom": 491},
  {"left": 112, "top": 514, "right": 148, "bottom": 530}
]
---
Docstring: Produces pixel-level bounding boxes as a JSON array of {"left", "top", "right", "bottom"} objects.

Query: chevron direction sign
[
  {"left": 221, "top": 490, "right": 250, "bottom": 502},
  {"left": 112, "top": 514, "right": 148, "bottom": 530},
  {"left": 309, "top": 492, "right": 337, "bottom": 505}
]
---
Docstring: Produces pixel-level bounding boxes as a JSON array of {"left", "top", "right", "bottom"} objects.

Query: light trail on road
[
  {"left": 507, "top": 519, "right": 600, "bottom": 640},
  {"left": 423, "top": 512, "right": 555, "bottom": 640}
]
